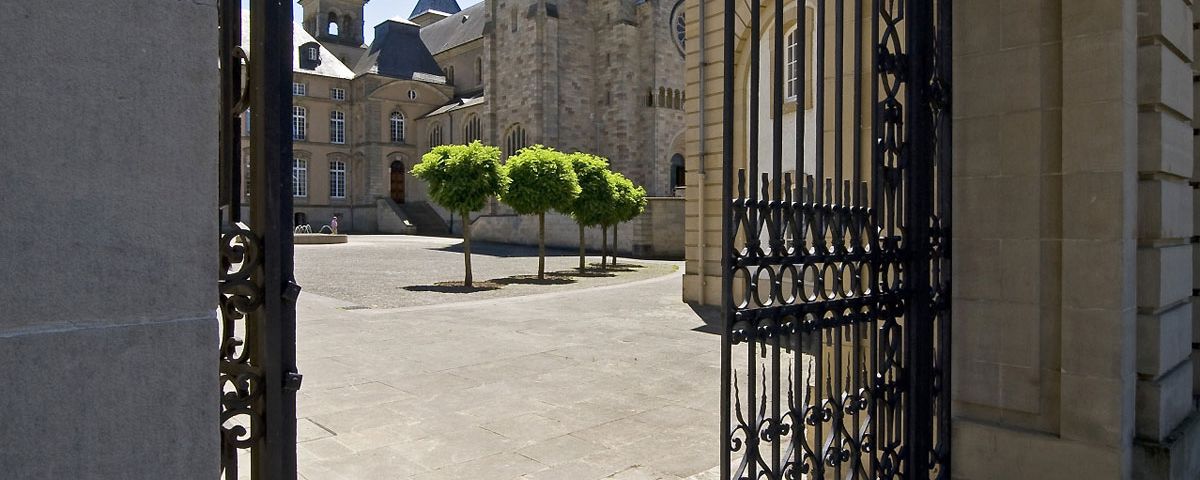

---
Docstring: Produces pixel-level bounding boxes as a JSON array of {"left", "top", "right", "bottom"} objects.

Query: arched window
[
  {"left": 475, "top": 57, "right": 483, "bottom": 85},
  {"left": 464, "top": 114, "right": 481, "bottom": 142},
  {"left": 330, "top": 111, "right": 345, "bottom": 144},
  {"left": 292, "top": 158, "right": 308, "bottom": 197},
  {"left": 292, "top": 106, "right": 306, "bottom": 140},
  {"left": 658, "top": 87, "right": 666, "bottom": 107},
  {"left": 647, "top": 88, "right": 655, "bottom": 107},
  {"left": 670, "top": 153, "right": 686, "bottom": 188},
  {"left": 327, "top": 13, "right": 340, "bottom": 36},
  {"left": 329, "top": 160, "right": 346, "bottom": 198},
  {"left": 390, "top": 112, "right": 405, "bottom": 143},
  {"left": 445, "top": 66, "right": 455, "bottom": 85},
  {"left": 505, "top": 124, "right": 527, "bottom": 157},
  {"left": 429, "top": 123, "right": 443, "bottom": 146}
]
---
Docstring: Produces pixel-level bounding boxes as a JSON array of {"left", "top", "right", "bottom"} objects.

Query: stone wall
[
  {"left": 0, "top": 1, "right": 218, "bottom": 477},
  {"left": 464, "top": 197, "right": 685, "bottom": 259}
]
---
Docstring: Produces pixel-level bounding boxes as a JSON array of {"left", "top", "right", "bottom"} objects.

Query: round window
[
  {"left": 670, "top": 1, "right": 686, "bottom": 55},
  {"left": 407, "top": 90, "right": 417, "bottom": 100}
]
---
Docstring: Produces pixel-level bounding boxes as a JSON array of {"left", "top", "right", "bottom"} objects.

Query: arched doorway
[{"left": 390, "top": 160, "right": 405, "bottom": 203}]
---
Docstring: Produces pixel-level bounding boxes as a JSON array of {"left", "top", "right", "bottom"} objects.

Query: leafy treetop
[
  {"left": 501, "top": 145, "right": 580, "bottom": 215},
  {"left": 564, "top": 153, "right": 615, "bottom": 227},
  {"left": 605, "top": 171, "right": 647, "bottom": 226},
  {"left": 410, "top": 142, "right": 507, "bottom": 214}
]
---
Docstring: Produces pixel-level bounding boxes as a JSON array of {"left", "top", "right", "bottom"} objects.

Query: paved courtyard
[{"left": 291, "top": 236, "right": 721, "bottom": 479}]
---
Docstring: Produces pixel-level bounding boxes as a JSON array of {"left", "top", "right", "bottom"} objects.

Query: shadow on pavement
[
  {"left": 401, "top": 281, "right": 502, "bottom": 293},
  {"left": 688, "top": 302, "right": 722, "bottom": 335},
  {"left": 431, "top": 240, "right": 576, "bottom": 258}
]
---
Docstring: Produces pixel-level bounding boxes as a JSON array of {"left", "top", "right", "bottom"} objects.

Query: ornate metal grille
[
  {"left": 218, "top": 1, "right": 302, "bottom": 479},
  {"left": 719, "top": 0, "right": 951, "bottom": 479}
]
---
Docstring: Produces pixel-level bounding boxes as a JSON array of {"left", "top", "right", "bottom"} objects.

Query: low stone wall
[{"left": 461, "top": 197, "right": 684, "bottom": 260}]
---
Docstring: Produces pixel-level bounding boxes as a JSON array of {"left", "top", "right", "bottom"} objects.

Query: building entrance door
[{"left": 390, "top": 161, "right": 406, "bottom": 204}]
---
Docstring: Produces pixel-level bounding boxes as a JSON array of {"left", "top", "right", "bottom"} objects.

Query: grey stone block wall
[{"left": 0, "top": 1, "right": 219, "bottom": 477}]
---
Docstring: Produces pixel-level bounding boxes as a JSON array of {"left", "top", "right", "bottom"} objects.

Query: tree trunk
[
  {"left": 462, "top": 210, "right": 473, "bottom": 287},
  {"left": 612, "top": 222, "right": 619, "bottom": 266},
  {"left": 578, "top": 223, "right": 585, "bottom": 270},
  {"left": 538, "top": 212, "right": 546, "bottom": 280},
  {"left": 601, "top": 225, "right": 608, "bottom": 270}
]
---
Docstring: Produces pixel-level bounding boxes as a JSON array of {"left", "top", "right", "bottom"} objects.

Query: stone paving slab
[{"left": 290, "top": 235, "right": 721, "bottom": 479}]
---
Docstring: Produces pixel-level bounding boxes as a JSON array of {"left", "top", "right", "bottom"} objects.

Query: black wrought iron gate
[
  {"left": 217, "top": 1, "right": 302, "bottom": 479},
  {"left": 719, "top": 0, "right": 950, "bottom": 479}
]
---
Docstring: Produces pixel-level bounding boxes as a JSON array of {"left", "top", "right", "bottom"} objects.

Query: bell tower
[{"left": 298, "top": 0, "right": 369, "bottom": 64}]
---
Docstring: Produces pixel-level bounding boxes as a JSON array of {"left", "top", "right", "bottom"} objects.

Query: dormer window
[
  {"left": 307, "top": 47, "right": 319, "bottom": 61},
  {"left": 299, "top": 43, "right": 322, "bottom": 70}
]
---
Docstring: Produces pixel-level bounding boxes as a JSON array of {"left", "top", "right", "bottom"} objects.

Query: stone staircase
[{"left": 400, "top": 201, "right": 450, "bottom": 237}]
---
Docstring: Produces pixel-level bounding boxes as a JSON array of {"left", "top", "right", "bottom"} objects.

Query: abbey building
[{"left": 249, "top": 0, "right": 688, "bottom": 234}]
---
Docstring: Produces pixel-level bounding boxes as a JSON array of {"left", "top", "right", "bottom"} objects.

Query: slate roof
[
  {"left": 353, "top": 18, "right": 446, "bottom": 82},
  {"left": 419, "top": 2, "right": 486, "bottom": 56},
  {"left": 409, "top": 0, "right": 462, "bottom": 19},
  {"left": 240, "top": 11, "right": 355, "bottom": 79},
  {"left": 423, "top": 95, "right": 486, "bottom": 118}
]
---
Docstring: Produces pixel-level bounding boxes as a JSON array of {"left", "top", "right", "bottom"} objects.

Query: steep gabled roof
[
  {"left": 419, "top": 2, "right": 486, "bottom": 56},
  {"left": 353, "top": 18, "right": 445, "bottom": 82},
  {"left": 240, "top": 11, "right": 354, "bottom": 79},
  {"left": 409, "top": 0, "right": 462, "bottom": 20}
]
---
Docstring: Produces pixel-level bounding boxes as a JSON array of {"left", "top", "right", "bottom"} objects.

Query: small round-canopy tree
[
  {"left": 411, "top": 142, "right": 507, "bottom": 287},
  {"left": 603, "top": 172, "right": 647, "bottom": 267},
  {"left": 564, "top": 153, "right": 615, "bottom": 270},
  {"left": 501, "top": 145, "right": 580, "bottom": 279}
]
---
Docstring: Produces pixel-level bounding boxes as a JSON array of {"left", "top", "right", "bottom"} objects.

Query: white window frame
[
  {"left": 785, "top": 28, "right": 799, "bottom": 101},
  {"left": 330, "top": 111, "right": 345, "bottom": 144},
  {"left": 390, "top": 112, "right": 406, "bottom": 143},
  {"left": 292, "top": 158, "right": 308, "bottom": 197},
  {"left": 331, "top": 87, "right": 346, "bottom": 101},
  {"left": 292, "top": 82, "right": 306, "bottom": 96},
  {"left": 292, "top": 106, "right": 307, "bottom": 140},
  {"left": 307, "top": 47, "right": 319, "bottom": 61},
  {"left": 329, "top": 160, "right": 346, "bottom": 199}
]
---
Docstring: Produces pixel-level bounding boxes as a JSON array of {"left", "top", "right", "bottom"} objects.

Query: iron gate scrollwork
[
  {"left": 218, "top": 1, "right": 302, "bottom": 479},
  {"left": 719, "top": 0, "right": 950, "bottom": 479}
]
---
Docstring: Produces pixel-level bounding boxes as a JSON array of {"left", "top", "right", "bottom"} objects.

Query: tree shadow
[
  {"left": 489, "top": 273, "right": 577, "bottom": 286},
  {"left": 401, "top": 281, "right": 503, "bottom": 293},
  {"left": 431, "top": 240, "right": 575, "bottom": 258},
  {"left": 586, "top": 262, "right": 644, "bottom": 272}
]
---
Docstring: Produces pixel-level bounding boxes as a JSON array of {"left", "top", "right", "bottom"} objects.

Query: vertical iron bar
[
  {"left": 748, "top": 3, "right": 762, "bottom": 479},
  {"left": 249, "top": 1, "right": 299, "bottom": 478},
  {"left": 815, "top": 0, "right": 826, "bottom": 204},
  {"left": 868, "top": 1, "right": 880, "bottom": 477},
  {"left": 903, "top": 0, "right": 934, "bottom": 476},
  {"left": 834, "top": 0, "right": 845, "bottom": 204},
  {"left": 796, "top": 3, "right": 806, "bottom": 180},
  {"left": 771, "top": 0, "right": 785, "bottom": 474},
  {"left": 721, "top": 0, "right": 736, "bottom": 477},
  {"left": 853, "top": 0, "right": 863, "bottom": 207},
  {"left": 936, "top": 0, "right": 953, "bottom": 475},
  {"left": 219, "top": 0, "right": 242, "bottom": 226},
  {"left": 850, "top": 1, "right": 864, "bottom": 476}
]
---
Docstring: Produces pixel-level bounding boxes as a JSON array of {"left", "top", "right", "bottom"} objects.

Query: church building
[{"left": 251, "top": 0, "right": 689, "bottom": 236}]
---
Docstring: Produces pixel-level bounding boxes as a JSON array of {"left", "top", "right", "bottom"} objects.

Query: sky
[{"left": 241, "top": 0, "right": 483, "bottom": 44}]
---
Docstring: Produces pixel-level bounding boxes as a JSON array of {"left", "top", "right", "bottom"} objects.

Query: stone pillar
[
  {"left": 0, "top": 1, "right": 218, "bottom": 478},
  {"left": 1131, "top": 0, "right": 1200, "bottom": 477},
  {"left": 951, "top": 0, "right": 1141, "bottom": 478}
]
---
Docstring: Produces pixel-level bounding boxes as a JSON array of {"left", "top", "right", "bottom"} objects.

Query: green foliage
[
  {"left": 411, "top": 142, "right": 507, "bottom": 214},
  {"left": 565, "top": 153, "right": 615, "bottom": 227},
  {"left": 501, "top": 145, "right": 580, "bottom": 215},
  {"left": 605, "top": 171, "right": 647, "bottom": 226}
]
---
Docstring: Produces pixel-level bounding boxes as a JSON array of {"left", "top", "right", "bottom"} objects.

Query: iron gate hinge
[
  {"left": 282, "top": 281, "right": 302, "bottom": 303},
  {"left": 284, "top": 371, "right": 303, "bottom": 392}
]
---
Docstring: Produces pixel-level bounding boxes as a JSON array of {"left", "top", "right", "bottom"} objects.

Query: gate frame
[{"left": 218, "top": 1, "right": 302, "bottom": 479}]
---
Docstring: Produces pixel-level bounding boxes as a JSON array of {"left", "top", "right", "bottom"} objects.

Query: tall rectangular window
[
  {"left": 292, "top": 106, "right": 306, "bottom": 140},
  {"left": 292, "top": 82, "right": 306, "bottom": 96},
  {"left": 785, "top": 29, "right": 798, "bottom": 100},
  {"left": 329, "top": 161, "right": 346, "bottom": 199},
  {"left": 330, "top": 111, "right": 345, "bottom": 144},
  {"left": 331, "top": 88, "right": 346, "bottom": 101},
  {"left": 292, "top": 158, "right": 308, "bottom": 197}
]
